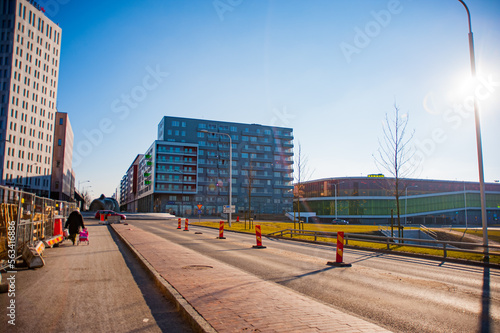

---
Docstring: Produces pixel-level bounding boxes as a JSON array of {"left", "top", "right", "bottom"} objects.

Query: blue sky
[{"left": 42, "top": 0, "right": 500, "bottom": 198}]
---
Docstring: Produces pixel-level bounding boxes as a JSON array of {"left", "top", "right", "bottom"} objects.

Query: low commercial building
[{"left": 296, "top": 176, "right": 500, "bottom": 225}]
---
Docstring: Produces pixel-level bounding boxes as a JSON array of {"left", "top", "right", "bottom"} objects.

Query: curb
[{"left": 109, "top": 224, "right": 217, "bottom": 333}]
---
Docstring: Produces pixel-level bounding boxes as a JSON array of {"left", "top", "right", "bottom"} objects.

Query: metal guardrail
[
  {"left": 267, "top": 229, "right": 500, "bottom": 259},
  {"left": 0, "top": 185, "right": 77, "bottom": 270},
  {"left": 419, "top": 224, "right": 437, "bottom": 238}
]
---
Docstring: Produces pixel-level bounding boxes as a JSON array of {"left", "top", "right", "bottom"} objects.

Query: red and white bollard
[
  {"left": 252, "top": 225, "right": 266, "bottom": 249},
  {"left": 327, "top": 231, "right": 352, "bottom": 267},
  {"left": 217, "top": 221, "right": 226, "bottom": 239},
  {"left": 177, "top": 218, "right": 182, "bottom": 229},
  {"left": 183, "top": 218, "right": 189, "bottom": 231}
]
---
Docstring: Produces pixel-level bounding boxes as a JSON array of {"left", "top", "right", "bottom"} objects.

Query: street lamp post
[
  {"left": 463, "top": 181, "right": 468, "bottom": 229},
  {"left": 457, "top": 0, "right": 488, "bottom": 251},
  {"left": 200, "top": 130, "right": 233, "bottom": 227},
  {"left": 78, "top": 180, "right": 90, "bottom": 192},
  {"left": 405, "top": 185, "right": 418, "bottom": 225},
  {"left": 332, "top": 182, "right": 344, "bottom": 220},
  {"left": 172, "top": 169, "right": 184, "bottom": 216}
]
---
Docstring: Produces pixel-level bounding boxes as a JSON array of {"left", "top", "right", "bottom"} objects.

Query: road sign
[
  {"left": 198, "top": 209, "right": 202, "bottom": 214},
  {"left": 223, "top": 205, "right": 235, "bottom": 213},
  {"left": 197, "top": 204, "right": 203, "bottom": 210}
]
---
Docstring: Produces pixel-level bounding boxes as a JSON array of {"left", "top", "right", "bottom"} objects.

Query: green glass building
[{"left": 296, "top": 177, "right": 500, "bottom": 225}]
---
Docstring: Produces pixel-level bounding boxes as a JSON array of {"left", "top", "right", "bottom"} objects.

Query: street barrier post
[
  {"left": 177, "top": 218, "right": 182, "bottom": 229},
  {"left": 184, "top": 218, "right": 189, "bottom": 231},
  {"left": 327, "top": 231, "right": 352, "bottom": 267},
  {"left": 217, "top": 221, "right": 226, "bottom": 239},
  {"left": 252, "top": 225, "right": 266, "bottom": 249}
]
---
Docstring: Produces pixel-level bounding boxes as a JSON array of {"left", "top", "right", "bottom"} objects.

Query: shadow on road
[
  {"left": 274, "top": 266, "right": 336, "bottom": 284},
  {"left": 480, "top": 257, "right": 492, "bottom": 333},
  {"left": 108, "top": 227, "right": 194, "bottom": 333}
]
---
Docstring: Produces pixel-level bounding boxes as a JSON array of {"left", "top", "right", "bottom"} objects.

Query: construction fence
[{"left": 0, "top": 185, "right": 77, "bottom": 270}]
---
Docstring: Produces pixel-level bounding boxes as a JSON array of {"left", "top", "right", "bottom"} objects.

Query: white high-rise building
[{"left": 0, "top": 0, "right": 61, "bottom": 196}]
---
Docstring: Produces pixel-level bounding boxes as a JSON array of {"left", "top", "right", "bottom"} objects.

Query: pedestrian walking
[{"left": 65, "top": 210, "right": 85, "bottom": 245}]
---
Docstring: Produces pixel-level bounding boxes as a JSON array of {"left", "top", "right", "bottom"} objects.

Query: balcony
[
  {"left": 252, "top": 192, "right": 273, "bottom": 197},
  {"left": 273, "top": 184, "right": 294, "bottom": 190},
  {"left": 246, "top": 130, "right": 264, "bottom": 137},
  {"left": 241, "top": 164, "right": 265, "bottom": 171},
  {"left": 274, "top": 166, "right": 293, "bottom": 172},
  {"left": 253, "top": 156, "right": 272, "bottom": 163},
  {"left": 254, "top": 174, "right": 273, "bottom": 180},
  {"left": 241, "top": 146, "right": 257, "bottom": 152},
  {"left": 275, "top": 132, "right": 294, "bottom": 140}
]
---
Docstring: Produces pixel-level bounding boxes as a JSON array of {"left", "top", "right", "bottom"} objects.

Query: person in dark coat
[{"left": 65, "top": 210, "right": 85, "bottom": 245}]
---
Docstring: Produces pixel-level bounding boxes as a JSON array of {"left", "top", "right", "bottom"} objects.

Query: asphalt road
[
  {"left": 2, "top": 220, "right": 193, "bottom": 333},
  {"left": 130, "top": 218, "right": 500, "bottom": 333}
]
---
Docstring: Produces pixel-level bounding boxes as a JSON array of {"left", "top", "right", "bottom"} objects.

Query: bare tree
[
  {"left": 373, "top": 104, "right": 415, "bottom": 232},
  {"left": 83, "top": 191, "right": 93, "bottom": 211},
  {"left": 294, "top": 142, "right": 314, "bottom": 229}
]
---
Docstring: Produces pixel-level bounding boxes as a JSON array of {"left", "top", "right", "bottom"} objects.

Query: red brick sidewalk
[{"left": 112, "top": 224, "right": 391, "bottom": 333}]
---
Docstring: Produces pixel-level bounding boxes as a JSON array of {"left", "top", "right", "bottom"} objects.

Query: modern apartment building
[
  {"left": 0, "top": 0, "right": 61, "bottom": 197},
  {"left": 50, "top": 111, "right": 74, "bottom": 201},
  {"left": 121, "top": 116, "right": 294, "bottom": 215},
  {"left": 120, "top": 154, "right": 143, "bottom": 212}
]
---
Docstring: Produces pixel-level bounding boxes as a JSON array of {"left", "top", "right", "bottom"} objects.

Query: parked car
[
  {"left": 331, "top": 219, "right": 349, "bottom": 225},
  {"left": 95, "top": 210, "right": 126, "bottom": 220}
]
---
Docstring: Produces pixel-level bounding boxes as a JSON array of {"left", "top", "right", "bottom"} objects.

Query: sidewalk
[
  {"left": 111, "top": 223, "right": 392, "bottom": 333},
  {"left": 2, "top": 220, "right": 192, "bottom": 333}
]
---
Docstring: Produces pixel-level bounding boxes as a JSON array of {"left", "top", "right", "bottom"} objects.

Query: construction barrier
[
  {"left": 252, "top": 225, "right": 266, "bottom": 249},
  {"left": 177, "top": 218, "right": 182, "bottom": 229},
  {"left": 53, "top": 217, "right": 63, "bottom": 236},
  {"left": 0, "top": 185, "right": 76, "bottom": 270},
  {"left": 44, "top": 235, "right": 63, "bottom": 248},
  {"left": 217, "top": 221, "right": 226, "bottom": 239},
  {"left": 184, "top": 218, "right": 189, "bottom": 231},
  {"left": 34, "top": 241, "right": 45, "bottom": 256},
  {"left": 327, "top": 231, "right": 352, "bottom": 267},
  {"left": 42, "top": 216, "right": 65, "bottom": 248}
]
